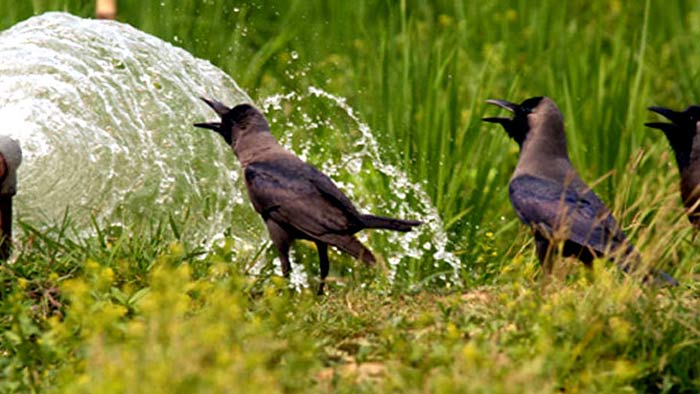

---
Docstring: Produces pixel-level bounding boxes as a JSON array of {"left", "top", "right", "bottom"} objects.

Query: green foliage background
[{"left": 0, "top": 1, "right": 699, "bottom": 392}]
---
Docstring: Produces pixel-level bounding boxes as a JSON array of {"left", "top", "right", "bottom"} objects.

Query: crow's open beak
[
  {"left": 648, "top": 106, "right": 680, "bottom": 124},
  {"left": 483, "top": 99, "right": 519, "bottom": 124},
  {"left": 194, "top": 96, "right": 230, "bottom": 131},
  {"left": 645, "top": 106, "right": 681, "bottom": 132}
]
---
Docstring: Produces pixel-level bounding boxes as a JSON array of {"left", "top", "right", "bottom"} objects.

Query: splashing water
[
  {"left": 0, "top": 12, "right": 255, "bottom": 243},
  {"left": 260, "top": 88, "right": 462, "bottom": 287},
  {"left": 0, "top": 13, "right": 462, "bottom": 288}
]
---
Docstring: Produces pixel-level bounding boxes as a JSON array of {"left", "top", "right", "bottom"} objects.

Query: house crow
[
  {"left": 195, "top": 98, "right": 422, "bottom": 294},
  {"left": 483, "top": 96, "right": 676, "bottom": 285},
  {"left": 646, "top": 105, "right": 700, "bottom": 228}
]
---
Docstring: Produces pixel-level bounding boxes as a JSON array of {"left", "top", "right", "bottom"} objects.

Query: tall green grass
[
  {"left": 3, "top": 1, "right": 699, "bottom": 277},
  {"left": 1, "top": 0, "right": 700, "bottom": 392},
  {"left": 115, "top": 0, "right": 700, "bottom": 278}
]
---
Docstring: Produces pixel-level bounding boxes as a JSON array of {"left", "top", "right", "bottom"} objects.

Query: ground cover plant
[{"left": 0, "top": 0, "right": 699, "bottom": 392}]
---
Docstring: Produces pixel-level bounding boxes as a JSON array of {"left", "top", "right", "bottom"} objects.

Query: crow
[
  {"left": 195, "top": 98, "right": 422, "bottom": 294},
  {"left": 645, "top": 105, "right": 700, "bottom": 228},
  {"left": 483, "top": 96, "right": 677, "bottom": 285},
  {"left": 0, "top": 136, "right": 22, "bottom": 261}
]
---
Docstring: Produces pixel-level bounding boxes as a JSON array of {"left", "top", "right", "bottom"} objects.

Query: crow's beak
[
  {"left": 648, "top": 106, "right": 681, "bottom": 124},
  {"left": 483, "top": 99, "right": 519, "bottom": 124},
  {"left": 485, "top": 99, "right": 519, "bottom": 113},
  {"left": 200, "top": 96, "right": 230, "bottom": 117}
]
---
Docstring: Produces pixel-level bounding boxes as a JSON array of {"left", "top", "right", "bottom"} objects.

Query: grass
[
  {"left": 2, "top": 230, "right": 698, "bottom": 392},
  {"left": 0, "top": 0, "right": 700, "bottom": 392}
]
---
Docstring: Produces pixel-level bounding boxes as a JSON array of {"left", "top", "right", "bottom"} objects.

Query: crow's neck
[
  {"left": 234, "top": 131, "right": 285, "bottom": 166},
  {"left": 513, "top": 122, "right": 574, "bottom": 182},
  {"left": 679, "top": 124, "right": 700, "bottom": 206},
  {"left": 681, "top": 122, "right": 700, "bottom": 172}
]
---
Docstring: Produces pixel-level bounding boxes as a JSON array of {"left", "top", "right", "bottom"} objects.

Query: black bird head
[
  {"left": 194, "top": 97, "right": 265, "bottom": 146},
  {"left": 645, "top": 105, "right": 700, "bottom": 170},
  {"left": 482, "top": 96, "right": 545, "bottom": 147}
]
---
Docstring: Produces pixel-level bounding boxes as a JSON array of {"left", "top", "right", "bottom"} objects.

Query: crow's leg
[
  {"left": 265, "top": 220, "right": 293, "bottom": 277},
  {"left": 315, "top": 241, "right": 330, "bottom": 295},
  {"left": 534, "top": 231, "right": 554, "bottom": 274},
  {"left": 323, "top": 235, "right": 376, "bottom": 265}
]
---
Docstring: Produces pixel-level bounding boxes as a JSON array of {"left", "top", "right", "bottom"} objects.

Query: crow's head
[
  {"left": 482, "top": 96, "right": 545, "bottom": 147},
  {"left": 646, "top": 105, "right": 700, "bottom": 170},
  {"left": 194, "top": 98, "right": 265, "bottom": 146}
]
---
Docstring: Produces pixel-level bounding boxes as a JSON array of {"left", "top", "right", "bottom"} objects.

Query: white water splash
[{"left": 0, "top": 12, "right": 260, "bottom": 248}]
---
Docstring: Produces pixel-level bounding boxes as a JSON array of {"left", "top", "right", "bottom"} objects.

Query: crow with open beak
[
  {"left": 195, "top": 98, "right": 422, "bottom": 294},
  {"left": 484, "top": 96, "right": 677, "bottom": 285}
]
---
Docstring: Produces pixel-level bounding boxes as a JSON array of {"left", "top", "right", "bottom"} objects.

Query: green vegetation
[{"left": 1, "top": 0, "right": 699, "bottom": 392}]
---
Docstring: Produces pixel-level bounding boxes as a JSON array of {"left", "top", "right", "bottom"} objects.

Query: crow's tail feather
[
  {"left": 615, "top": 248, "right": 679, "bottom": 287},
  {"left": 360, "top": 214, "right": 422, "bottom": 232},
  {"left": 647, "top": 269, "right": 679, "bottom": 287},
  {"left": 325, "top": 235, "right": 376, "bottom": 265}
]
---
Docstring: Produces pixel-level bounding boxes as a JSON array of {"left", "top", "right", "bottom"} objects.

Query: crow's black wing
[
  {"left": 244, "top": 157, "right": 364, "bottom": 238},
  {"left": 508, "top": 174, "right": 629, "bottom": 255}
]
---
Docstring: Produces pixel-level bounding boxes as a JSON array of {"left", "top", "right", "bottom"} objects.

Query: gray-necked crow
[
  {"left": 484, "top": 96, "right": 676, "bottom": 285},
  {"left": 195, "top": 98, "right": 422, "bottom": 294}
]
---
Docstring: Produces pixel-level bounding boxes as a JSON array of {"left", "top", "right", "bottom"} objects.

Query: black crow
[{"left": 646, "top": 105, "right": 700, "bottom": 228}]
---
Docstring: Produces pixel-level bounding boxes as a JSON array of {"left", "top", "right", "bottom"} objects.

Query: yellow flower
[
  {"left": 168, "top": 241, "right": 185, "bottom": 258},
  {"left": 609, "top": 316, "right": 631, "bottom": 344},
  {"left": 85, "top": 259, "right": 99, "bottom": 272},
  {"left": 438, "top": 14, "right": 453, "bottom": 28},
  {"left": 461, "top": 342, "right": 479, "bottom": 363},
  {"left": 613, "top": 359, "right": 637, "bottom": 380},
  {"left": 446, "top": 322, "right": 460, "bottom": 340}
]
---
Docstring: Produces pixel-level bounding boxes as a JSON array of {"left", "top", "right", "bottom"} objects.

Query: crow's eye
[
  {"left": 519, "top": 97, "right": 544, "bottom": 114},
  {"left": 518, "top": 107, "right": 533, "bottom": 115}
]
